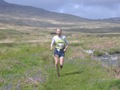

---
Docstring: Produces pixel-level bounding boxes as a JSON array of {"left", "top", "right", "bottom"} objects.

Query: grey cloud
[
  {"left": 70, "top": 0, "right": 120, "bottom": 5},
  {"left": 5, "top": 0, "right": 67, "bottom": 10},
  {"left": 56, "top": 2, "right": 120, "bottom": 19},
  {"left": 5, "top": 0, "right": 120, "bottom": 9},
  {"left": 5, "top": 0, "right": 120, "bottom": 19}
]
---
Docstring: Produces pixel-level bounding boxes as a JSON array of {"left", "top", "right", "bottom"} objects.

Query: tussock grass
[
  {"left": 69, "top": 33, "right": 120, "bottom": 55},
  {"left": 0, "top": 43, "right": 51, "bottom": 90},
  {"left": 45, "top": 58, "right": 119, "bottom": 90},
  {"left": 0, "top": 29, "right": 120, "bottom": 90}
]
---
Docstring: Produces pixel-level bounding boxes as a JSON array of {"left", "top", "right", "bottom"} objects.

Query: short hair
[{"left": 56, "top": 28, "right": 62, "bottom": 31}]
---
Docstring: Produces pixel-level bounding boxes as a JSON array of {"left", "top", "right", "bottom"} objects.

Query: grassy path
[
  {"left": 44, "top": 58, "right": 120, "bottom": 90},
  {"left": 0, "top": 43, "right": 120, "bottom": 90}
]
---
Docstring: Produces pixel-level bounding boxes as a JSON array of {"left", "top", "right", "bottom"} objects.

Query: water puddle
[
  {"left": 94, "top": 54, "right": 120, "bottom": 67},
  {"left": 84, "top": 50, "right": 120, "bottom": 67}
]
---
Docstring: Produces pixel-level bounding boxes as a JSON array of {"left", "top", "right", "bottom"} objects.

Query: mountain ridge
[
  {"left": 0, "top": 0, "right": 120, "bottom": 33},
  {"left": 0, "top": 0, "right": 90, "bottom": 22},
  {"left": 0, "top": 0, "right": 92, "bottom": 28}
]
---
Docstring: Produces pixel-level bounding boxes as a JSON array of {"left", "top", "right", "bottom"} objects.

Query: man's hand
[
  {"left": 63, "top": 48, "right": 67, "bottom": 52},
  {"left": 64, "top": 45, "right": 68, "bottom": 52},
  {"left": 50, "top": 47, "right": 53, "bottom": 51}
]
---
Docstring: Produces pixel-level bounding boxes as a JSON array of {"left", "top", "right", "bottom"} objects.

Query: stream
[
  {"left": 93, "top": 53, "right": 120, "bottom": 67},
  {"left": 84, "top": 50, "right": 120, "bottom": 67}
]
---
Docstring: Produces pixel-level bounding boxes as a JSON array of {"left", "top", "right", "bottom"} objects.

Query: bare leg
[
  {"left": 60, "top": 57, "right": 64, "bottom": 69},
  {"left": 54, "top": 55, "right": 60, "bottom": 77}
]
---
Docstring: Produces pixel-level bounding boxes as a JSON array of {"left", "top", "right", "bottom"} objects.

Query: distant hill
[
  {"left": 0, "top": 0, "right": 91, "bottom": 28},
  {"left": 0, "top": 0, "right": 120, "bottom": 33},
  {"left": 101, "top": 17, "right": 120, "bottom": 23},
  {"left": 0, "top": 0, "right": 89, "bottom": 20}
]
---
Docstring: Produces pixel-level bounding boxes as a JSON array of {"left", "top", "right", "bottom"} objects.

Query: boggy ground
[{"left": 0, "top": 29, "right": 120, "bottom": 90}]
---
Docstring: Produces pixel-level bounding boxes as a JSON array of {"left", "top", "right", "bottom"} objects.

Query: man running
[{"left": 50, "top": 29, "right": 69, "bottom": 77}]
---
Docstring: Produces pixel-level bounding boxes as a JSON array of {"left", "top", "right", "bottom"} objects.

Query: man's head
[{"left": 56, "top": 28, "right": 62, "bottom": 36}]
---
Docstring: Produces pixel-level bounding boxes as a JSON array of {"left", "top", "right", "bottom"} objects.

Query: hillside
[
  {"left": 0, "top": 0, "right": 89, "bottom": 28},
  {"left": 0, "top": 0, "right": 88, "bottom": 21},
  {"left": 0, "top": 0, "right": 120, "bottom": 33},
  {"left": 101, "top": 17, "right": 120, "bottom": 23}
]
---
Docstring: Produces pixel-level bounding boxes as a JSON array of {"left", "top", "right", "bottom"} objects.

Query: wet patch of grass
[
  {"left": 0, "top": 43, "right": 51, "bottom": 90},
  {"left": 45, "top": 58, "right": 120, "bottom": 90}
]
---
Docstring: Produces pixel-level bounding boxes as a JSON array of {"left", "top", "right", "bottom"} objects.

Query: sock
[{"left": 60, "top": 65, "right": 63, "bottom": 69}]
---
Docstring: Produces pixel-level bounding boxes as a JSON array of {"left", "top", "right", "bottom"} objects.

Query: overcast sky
[{"left": 5, "top": 0, "right": 120, "bottom": 19}]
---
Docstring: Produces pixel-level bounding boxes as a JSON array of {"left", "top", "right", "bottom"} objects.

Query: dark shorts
[{"left": 54, "top": 48, "right": 65, "bottom": 57}]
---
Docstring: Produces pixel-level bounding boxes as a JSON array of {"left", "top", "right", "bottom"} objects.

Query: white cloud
[
  {"left": 57, "top": 3, "right": 120, "bottom": 19},
  {"left": 74, "top": 4, "right": 80, "bottom": 9},
  {"left": 5, "top": 0, "right": 120, "bottom": 19}
]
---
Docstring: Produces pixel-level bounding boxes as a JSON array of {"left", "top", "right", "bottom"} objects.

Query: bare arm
[
  {"left": 64, "top": 44, "right": 69, "bottom": 52},
  {"left": 63, "top": 36, "right": 69, "bottom": 52},
  {"left": 50, "top": 37, "right": 55, "bottom": 50},
  {"left": 50, "top": 43, "right": 53, "bottom": 50}
]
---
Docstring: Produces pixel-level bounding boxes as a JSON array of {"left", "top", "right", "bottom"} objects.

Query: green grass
[
  {"left": 0, "top": 43, "right": 120, "bottom": 90},
  {"left": 44, "top": 58, "right": 120, "bottom": 90},
  {"left": 0, "top": 43, "right": 51, "bottom": 90},
  {"left": 0, "top": 29, "right": 24, "bottom": 40},
  {"left": 0, "top": 31, "right": 120, "bottom": 90}
]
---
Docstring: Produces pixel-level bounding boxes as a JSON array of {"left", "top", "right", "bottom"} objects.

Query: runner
[{"left": 50, "top": 28, "right": 69, "bottom": 77}]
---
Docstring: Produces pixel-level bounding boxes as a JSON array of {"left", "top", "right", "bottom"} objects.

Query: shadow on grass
[{"left": 61, "top": 70, "right": 83, "bottom": 77}]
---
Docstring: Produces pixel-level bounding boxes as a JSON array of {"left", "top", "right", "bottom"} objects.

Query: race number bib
[{"left": 58, "top": 43, "right": 64, "bottom": 49}]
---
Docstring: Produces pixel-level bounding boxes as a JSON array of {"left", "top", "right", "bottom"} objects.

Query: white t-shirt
[{"left": 51, "top": 35, "right": 69, "bottom": 49}]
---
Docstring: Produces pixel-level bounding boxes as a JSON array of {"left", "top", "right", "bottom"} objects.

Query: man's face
[{"left": 56, "top": 29, "right": 62, "bottom": 36}]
